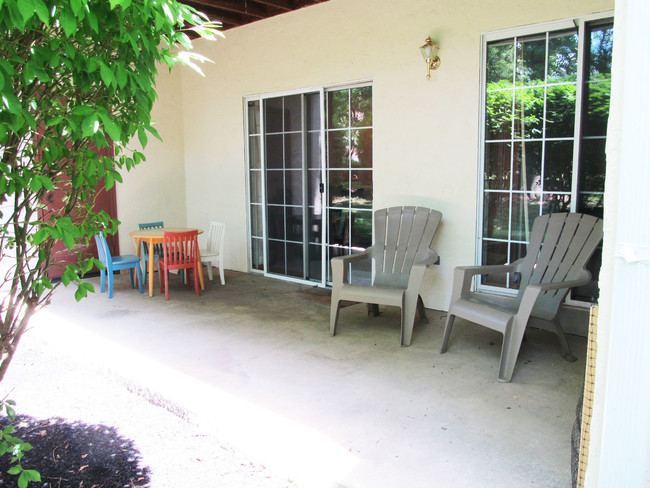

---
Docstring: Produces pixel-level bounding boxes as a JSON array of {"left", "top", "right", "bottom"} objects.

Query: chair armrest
[
  {"left": 449, "top": 264, "right": 516, "bottom": 303},
  {"left": 515, "top": 270, "right": 592, "bottom": 320},
  {"left": 331, "top": 247, "right": 373, "bottom": 265},
  {"left": 406, "top": 250, "right": 441, "bottom": 291},
  {"left": 415, "top": 249, "right": 440, "bottom": 268},
  {"left": 330, "top": 247, "right": 374, "bottom": 284},
  {"left": 532, "top": 269, "right": 592, "bottom": 292},
  {"left": 456, "top": 263, "right": 516, "bottom": 277}
]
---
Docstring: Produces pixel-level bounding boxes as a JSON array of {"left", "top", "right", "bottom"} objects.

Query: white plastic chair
[
  {"left": 441, "top": 212, "right": 603, "bottom": 382},
  {"left": 200, "top": 221, "right": 226, "bottom": 285},
  {"left": 330, "top": 206, "right": 442, "bottom": 346}
]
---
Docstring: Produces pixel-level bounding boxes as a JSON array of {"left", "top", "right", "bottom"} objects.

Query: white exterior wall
[
  {"left": 166, "top": 0, "right": 612, "bottom": 311},
  {"left": 587, "top": 0, "right": 650, "bottom": 485},
  {"left": 115, "top": 67, "right": 187, "bottom": 255}
]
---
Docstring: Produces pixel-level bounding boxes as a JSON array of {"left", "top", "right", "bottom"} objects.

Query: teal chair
[
  {"left": 94, "top": 234, "right": 143, "bottom": 298},
  {"left": 138, "top": 221, "right": 164, "bottom": 283}
]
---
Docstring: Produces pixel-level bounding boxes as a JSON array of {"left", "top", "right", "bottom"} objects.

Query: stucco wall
[
  {"left": 124, "top": 0, "right": 613, "bottom": 311},
  {"left": 115, "top": 67, "right": 187, "bottom": 255}
]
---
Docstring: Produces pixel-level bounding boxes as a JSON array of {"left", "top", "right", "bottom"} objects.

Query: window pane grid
[
  {"left": 483, "top": 29, "right": 574, "bottom": 264},
  {"left": 325, "top": 86, "right": 373, "bottom": 282},
  {"left": 481, "top": 21, "right": 610, "bottom": 300},
  {"left": 246, "top": 85, "right": 372, "bottom": 285},
  {"left": 247, "top": 101, "right": 264, "bottom": 272}
]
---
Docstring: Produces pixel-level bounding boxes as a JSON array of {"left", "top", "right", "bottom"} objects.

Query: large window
[
  {"left": 479, "top": 16, "right": 613, "bottom": 302},
  {"left": 246, "top": 84, "right": 373, "bottom": 286}
]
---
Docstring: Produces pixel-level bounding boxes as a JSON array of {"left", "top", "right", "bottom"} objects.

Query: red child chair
[{"left": 157, "top": 230, "right": 200, "bottom": 300}]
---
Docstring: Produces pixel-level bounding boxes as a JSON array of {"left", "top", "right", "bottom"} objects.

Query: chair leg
[
  {"left": 107, "top": 271, "right": 114, "bottom": 299},
  {"left": 330, "top": 296, "right": 341, "bottom": 337},
  {"left": 497, "top": 318, "right": 527, "bottom": 383},
  {"left": 206, "top": 261, "right": 213, "bottom": 281},
  {"left": 136, "top": 266, "right": 143, "bottom": 294},
  {"left": 417, "top": 295, "right": 428, "bottom": 323},
  {"left": 194, "top": 265, "right": 200, "bottom": 297},
  {"left": 219, "top": 257, "right": 225, "bottom": 285},
  {"left": 141, "top": 258, "right": 146, "bottom": 284},
  {"left": 551, "top": 317, "right": 577, "bottom": 362},
  {"left": 440, "top": 314, "right": 456, "bottom": 353},
  {"left": 164, "top": 269, "right": 170, "bottom": 301},
  {"left": 99, "top": 270, "right": 106, "bottom": 294},
  {"left": 401, "top": 292, "right": 415, "bottom": 347},
  {"left": 159, "top": 264, "right": 169, "bottom": 300},
  {"left": 129, "top": 269, "right": 135, "bottom": 289}
]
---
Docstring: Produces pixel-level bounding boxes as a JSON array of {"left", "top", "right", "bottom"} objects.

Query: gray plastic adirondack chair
[
  {"left": 330, "top": 206, "right": 442, "bottom": 346},
  {"left": 441, "top": 212, "right": 603, "bottom": 382}
]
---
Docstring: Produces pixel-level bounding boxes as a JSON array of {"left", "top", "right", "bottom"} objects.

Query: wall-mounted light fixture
[{"left": 420, "top": 37, "right": 440, "bottom": 79}]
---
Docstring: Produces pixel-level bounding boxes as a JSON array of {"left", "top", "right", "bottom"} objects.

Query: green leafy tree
[{"left": 0, "top": 0, "right": 221, "bottom": 385}]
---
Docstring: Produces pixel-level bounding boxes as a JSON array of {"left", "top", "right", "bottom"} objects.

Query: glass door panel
[
  {"left": 325, "top": 86, "right": 373, "bottom": 283},
  {"left": 572, "top": 21, "right": 613, "bottom": 302},
  {"left": 246, "top": 84, "right": 373, "bottom": 287},
  {"left": 263, "top": 93, "right": 322, "bottom": 282},
  {"left": 248, "top": 100, "right": 264, "bottom": 271},
  {"left": 479, "top": 19, "right": 612, "bottom": 304}
]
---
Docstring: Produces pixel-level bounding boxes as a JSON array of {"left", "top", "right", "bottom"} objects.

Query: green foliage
[
  {"left": 1, "top": 397, "right": 40, "bottom": 487},
  {"left": 0, "top": 0, "right": 222, "bottom": 381},
  {"left": 482, "top": 26, "right": 612, "bottom": 260}
]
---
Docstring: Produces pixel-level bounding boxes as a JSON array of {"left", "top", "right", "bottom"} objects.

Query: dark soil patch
[{"left": 0, "top": 415, "right": 150, "bottom": 488}]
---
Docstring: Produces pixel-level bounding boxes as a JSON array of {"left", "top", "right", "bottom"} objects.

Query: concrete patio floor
[{"left": 19, "top": 270, "right": 585, "bottom": 487}]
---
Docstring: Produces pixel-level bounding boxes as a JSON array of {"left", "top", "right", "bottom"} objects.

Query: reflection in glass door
[
  {"left": 246, "top": 84, "right": 373, "bottom": 286},
  {"left": 248, "top": 100, "right": 264, "bottom": 271},
  {"left": 264, "top": 93, "right": 322, "bottom": 280},
  {"left": 479, "top": 18, "right": 612, "bottom": 301},
  {"left": 572, "top": 20, "right": 613, "bottom": 301},
  {"left": 326, "top": 86, "right": 373, "bottom": 283}
]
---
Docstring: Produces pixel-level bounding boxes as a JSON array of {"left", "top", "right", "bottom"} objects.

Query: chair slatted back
[
  {"left": 373, "top": 206, "right": 442, "bottom": 288},
  {"left": 516, "top": 213, "right": 603, "bottom": 318},
  {"left": 161, "top": 230, "right": 199, "bottom": 271},
  {"left": 94, "top": 234, "right": 112, "bottom": 272},
  {"left": 206, "top": 222, "right": 225, "bottom": 254},
  {"left": 138, "top": 221, "right": 164, "bottom": 256}
]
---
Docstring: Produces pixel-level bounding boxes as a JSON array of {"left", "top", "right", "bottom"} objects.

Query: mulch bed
[{"left": 0, "top": 415, "right": 150, "bottom": 488}]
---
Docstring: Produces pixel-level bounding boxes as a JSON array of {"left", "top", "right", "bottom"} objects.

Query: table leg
[
  {"left": 148, "top": 238, "right": 155, "bottom": 297},
  {"left": 197, "top": 249, "right": 205, "bottom": 291}
]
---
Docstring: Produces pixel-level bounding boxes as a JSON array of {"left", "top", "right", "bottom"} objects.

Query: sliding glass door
[
  {"left": 246, "top": 84, "right": 373, "bottom": 286},
  {"left": 264, "top": 92, "right": 321, "bottom": 280}
]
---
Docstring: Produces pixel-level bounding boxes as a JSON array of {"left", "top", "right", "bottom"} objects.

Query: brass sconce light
[{"left": 420, "top": 37, "right": 440, "bottom": 79}]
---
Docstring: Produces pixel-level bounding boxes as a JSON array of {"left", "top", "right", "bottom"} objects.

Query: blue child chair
[
  {"left": 137, "top": 221, "right": 164, "bottom": 283},
  {"left": 94, "top": 233, "right": 144, "bottom": 298}
]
